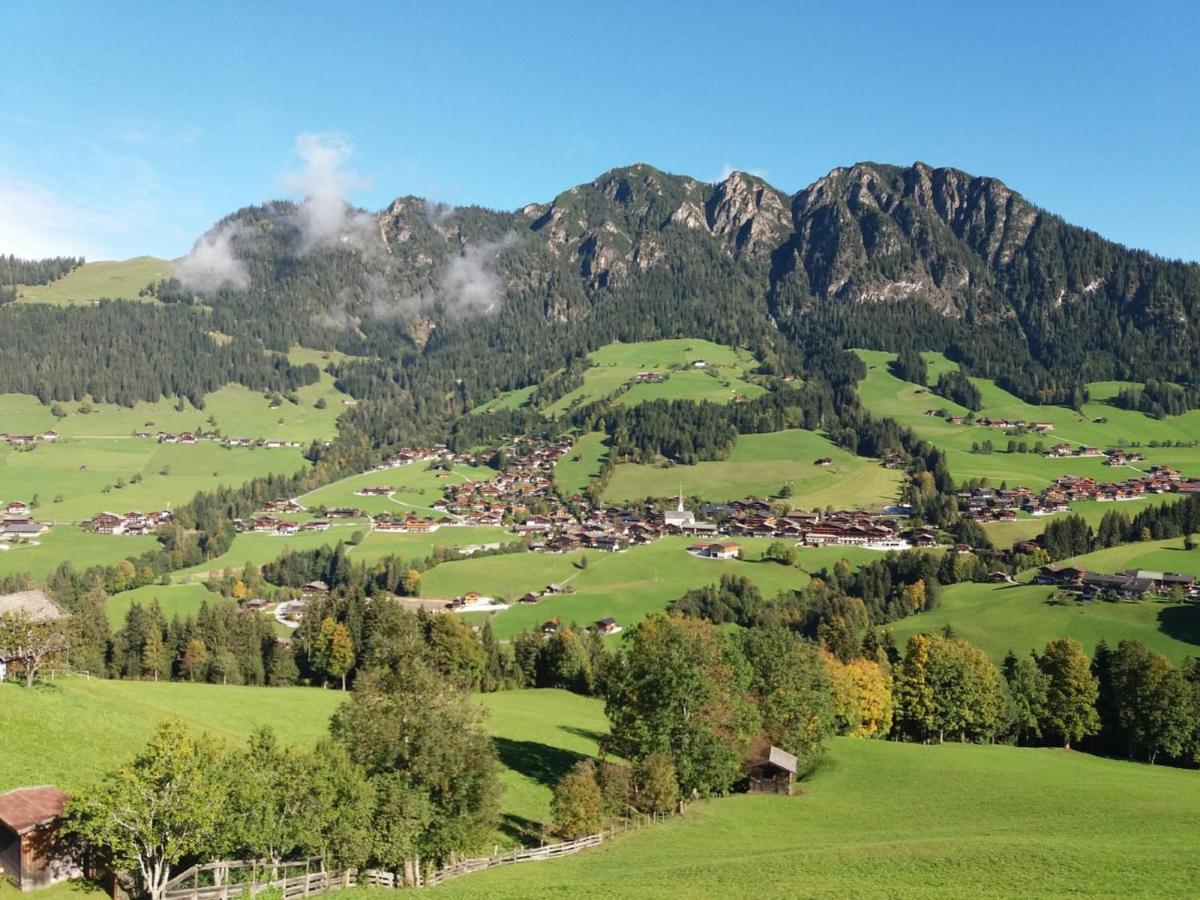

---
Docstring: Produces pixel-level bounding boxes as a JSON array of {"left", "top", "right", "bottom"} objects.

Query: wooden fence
[{"left": 159, "top": 810, "right": 679, "bottom": 898}]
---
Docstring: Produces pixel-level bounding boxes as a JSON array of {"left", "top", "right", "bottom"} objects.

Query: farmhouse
[
  {"left": 690, "top": 541, "right": 741, "bottom": 559},
  {"left": 5, "top": 501, "right": 29, "bottom": 516},
  {"left": 593, "top": 617, "right": 621, "bottom": 635},
  {"left": 0, "top": 787, "right": 81, "bottom": 891}
]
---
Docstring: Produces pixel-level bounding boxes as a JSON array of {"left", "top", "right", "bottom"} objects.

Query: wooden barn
[
  {"left": 0, "top": 786, "right": 81, "bottom": 891},
  {"left": 745, "top": 746, "right": 798, "bottom": 796}
]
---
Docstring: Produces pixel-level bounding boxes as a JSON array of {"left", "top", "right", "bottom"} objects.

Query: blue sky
[{"left": 0, "top": 0, "right": 1196, "bottom": 261}]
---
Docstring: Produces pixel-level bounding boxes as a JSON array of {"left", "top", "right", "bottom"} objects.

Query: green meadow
[
  {"left": 427, "top": 737, "right": 1200, "bottom": 899},
  {"left": 544, "top": 339, "right": 764, "bottom": 416},
  {"left": 423, "top": 537, "right": 883, "bottom": 639},
  {"left": 104, "top": 582, "right": 228, "bottom": 628},
  {"left": 296, "top": 463, "right": 483, "bottom": 516},
  {"left": 888, "top": 580, "right": 1200, "bottom": 665},
  {"left": 0, "top": 526, "right": 159, "bottom": 581},
  {"left": 983, "top": 495, "right": 1185, "bottom": 549},
  {"left": 553, "top": 431, "right": 610, "bottom": 497},
  {"left": 15, "top": 257, "right": 171, "bottom": 304},
  {"left": 0, "top": 439, "right": 306, "bottom": 522},
  {"left": 602, "top": 428, "right": 902, "bottom": 510},
  {"left": 0, "top": 679, "right": 603, "bottom": 837},
  {"left": 855, "top": 349, "right": 1200, "bottom": 490}
]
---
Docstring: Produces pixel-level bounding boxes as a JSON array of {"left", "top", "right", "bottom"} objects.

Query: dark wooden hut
[{"left": 745, "top": 746, "right": 798, "bottom": 796}]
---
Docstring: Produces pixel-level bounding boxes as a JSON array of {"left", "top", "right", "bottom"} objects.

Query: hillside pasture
[
  {"left": 424, "top": 537, "right": 883, "bottom": 640},
  {"left": 426, "top": 737, "right": 1200, "bottom": 899},
  {"left": 602, "top": 429, "right": 901, "bottom": 510},
  {"left": 0, "top": 439, "right": 306, "bottom": 522},
  {"left": 0, "top": 680, "right": 604, "bottom": 836},
  {"left": 295, "top": 463, "right": 484, "bottom": 516},
  {"left": 887, "top": 577, "right": 1199, "bottom": 664},
  {"left": 15, "top": 257, "right": 171, "bottom": 304},
  {"left": 553, "top": 431, "right": 610, "bottom": 497},
  {"left": 542, "top": 340, "right": 764, "bottom": 417},
  {"left": 0, "top": 525, "right": 158, "bottom": 582},
  {"left": 983, "top": 495, "right": 1186, "bottom": 549}
]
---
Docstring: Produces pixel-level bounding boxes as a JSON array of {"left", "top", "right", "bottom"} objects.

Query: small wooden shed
[
  {"left": 0, "top": 787, "right": 81, "bottom": 891},
  {"left": 746, "top": 746, "right": 798, "bottom": 796}
]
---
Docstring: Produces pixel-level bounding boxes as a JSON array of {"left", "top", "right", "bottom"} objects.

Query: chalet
[
  {"left": 5, "top": 502, "right": 28, "bottom": 517},
  {"left": 178, "top": 432, "right": 198, "bottom": 445},
  {"left": 355, "top": 486, "right": 394, "bottom": 496},
  {"left": 1035, "top": 564, "right": 1088, "bottom": 587},
  {"left": 88, "top": 512, "right": 125, "bottom": 535},
  {"left": 745, "top": 746, "right": 797, "bottom": 796},
  {"left": 1032, "top": 423, "right": 1055, "bottom": 433},
  {"left": 518, "top": 592, "right": 541, "bottom": 604},
  {"left": 39, "top": 431, "right": 59, "bottom": 442},
  {"left": 0, "top": 519, "right": 49, "bottom": 539},
  {"left": 300, "top": 581, "right": 330, "bottom": 601},
  {"left": 814, "top": 458, "right": 832, "bottom": 466},
  {"left": 0, "top": 786, "right": 81, "bottom": 891},
  {"left": 3, "top": 435, "right": 37, "bottom": 446},
  {"left": 593, "top": 617, "right": 621, "bottom": 635},
  {"left": 692, "top": 541, "right": 741, "bottom": 560},
  {"left": 540, "top": 617, "right": 561, "bottom": 635},
  {"left": 326, "top": 507, "right": 361, "bottom": 518},
  {"left": 303, "top": 519, "right": 331, "bottom": 531}
]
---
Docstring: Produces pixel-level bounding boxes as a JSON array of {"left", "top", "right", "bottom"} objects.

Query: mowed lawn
[
  {"left": 888, "top": 579, "right": 1200, "bottom": 663},
  {"left": 602, "top": 429, "right": 902, "bottom": 509},
  {"left": 105, "top": 582, "right": 227, "bottom": 627},
  {"left": 543, "top": 339, "right": 764, "bottom": 417},
  {"left": 427, "top": 738, "right": 1200, "bottom": 899},
  {"left": 0, "top": 439, "right": 306, "bottom": 522},
  {"left": 15, "top": 257, "right": 171, "bottom": 304},
  {"left": 424, "top": 537, "right": 885, "bottom": 640},
  {"left": 855, "top": 349, "right": 1200, "bottom": 490},
  {"left": 0, "top": 680, "right": 604, "bottom": 834}
]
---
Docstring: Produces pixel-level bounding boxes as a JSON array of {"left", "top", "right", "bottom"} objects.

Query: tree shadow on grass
[
  {"left": 493, "top": 737, "right": 589, "bottom": 789},
  {"left": 557, "top": 725, "right": 609, "bottom": 746},
  {"left": 498, "top": 812, "right": 543, "bottom": 845},
  {"left": 1158, "top": 604, "right": 1200, "bottom": 646}
]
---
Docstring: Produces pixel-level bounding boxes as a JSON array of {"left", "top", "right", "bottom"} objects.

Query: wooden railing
[{"left": 158, "top": 810, "right": 679, "bottom": 897}]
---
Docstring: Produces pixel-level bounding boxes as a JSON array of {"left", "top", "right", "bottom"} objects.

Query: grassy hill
[
  {"left": 0, "top": 680, "right": 603, "bottom": 832},
  {"left": 15, "top": 257, "right": 171, "bottom": 305},
  {"left": 425, "top": 737, "right": 1200, "bottom": 898},
  {"left": 855, "top": 349, "right": 1200, "bottom": 490},
  {"left": 887, "top": 580, "right": 1200, "bottom": 664},
  {"left": 425, "top": 537, "right": 882, "bottom": 640},
  {"left": 601, "top": 429, "right": 902, "bottom": 510},
  {"left": 473, "top": 340, "right": 765, "bottom": 417}
]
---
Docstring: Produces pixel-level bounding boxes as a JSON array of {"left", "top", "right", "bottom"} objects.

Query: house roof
[
  {"left": 0, "top": 590, "right": 67, "bottom": 622},
  {"left": 0, "top": 786, "right": 70, "bottom": 834},
  {"left": 764, "top": 745, "right": 798, "bottom": 774}
]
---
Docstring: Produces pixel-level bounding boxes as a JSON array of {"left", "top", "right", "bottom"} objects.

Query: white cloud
[
  {"left": 173, "top": 221, "right": 249, "bottom": 292},
  {"left": 280, "top": 132, "right": 373, "bottom": 250}
]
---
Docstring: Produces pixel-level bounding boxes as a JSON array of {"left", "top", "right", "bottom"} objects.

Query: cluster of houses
[
  {"left": 84, "top": 510, "right": 173, "bottom": 535},
  {"left": 376, "top": 444, "right": 473, "bottom": 470},
  {"left": 0, "top": 430, "right": 59, "bottom": 446},
  {"left": 0, "top": 501, "right": 48, "bottom": 541},
  {"left": 959, "top": 468, "right": 1198, "bottom": 523},
  {"left": 923, "top": 410, "right": 1055, "bottom": 433},
  {"left": 1035, "top": 564, "right": 1198, "bottom": 600},
  {"left": 540, "top": 615, "right": 621, "bottom": 636},
  {"left": 1042, "top": 443, "right": 1147, "bottom": 465},
  {"left": 136, "top": 430, "right": 302, "bottom": 449}
]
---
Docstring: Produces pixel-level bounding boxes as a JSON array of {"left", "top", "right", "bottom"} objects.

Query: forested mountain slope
[{"left": 2, "top": 162, "right": 1196, "bottom": 429}]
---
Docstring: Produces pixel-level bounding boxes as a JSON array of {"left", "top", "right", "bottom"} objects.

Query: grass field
[
  {"left": 105, "top": 582, "right": 227, "bottom": 627},
  {"left": 426, "top": 737, "right": 1200, "bottom": 898},
  {"left": 855, "top": 349, "right": 1200, "bottom": 490},
  {"left": 0, "top": 351, "right": 348, "bottom": 444},
  {"left": 296, "top": 463, "right": 484, "bottom": 516},
  {"left": 0, "top": 526, "right": 159, "bottom": 582},
  {"left": 541, "top": 340, "right": 765, "bottom": 417},
  {"left": 983, "top": 495, "right": 1186, "bottom": 549},
  {"left": 602, "top": 429, "right": 902, "bottom": 510},
  {"left": 553, "top": 431, "right": 610, "bottom": 497},
  {"left": 888, "top": 580, "right": 1200, "bottom": 664},
  {"left": 423, "top": 537, "right": 883, "bottom": 640},
  {"left": 0, "top": 680, "right": 603, "bottom": 836},
  {"left": 0, "top": 439, "right": 307, "bottom": 522},
  {"left": 15, "top": 257, "right": 171, "bottom": 304}
]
